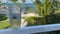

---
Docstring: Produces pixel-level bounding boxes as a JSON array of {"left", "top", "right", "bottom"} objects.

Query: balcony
[{"left": 0, "top": 24, "right": 60, "bottom": 34}]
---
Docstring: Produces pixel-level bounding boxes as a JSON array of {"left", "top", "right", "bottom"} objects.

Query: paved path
[{"left": 21, "top": 13, "right": 38, "bottom": 17}]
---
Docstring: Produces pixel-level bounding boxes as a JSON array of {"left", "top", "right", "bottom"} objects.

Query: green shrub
[
  {"left": 25, "top": 17, "right": 46, "bottom": 26},
  {"left": 25, "top": 17, "right": 36, "bottom": 26},
  {"left": 25, "top": 13, "right": 60, "bottom": 26},
  {"left": 0, "top": 14, "right": 7, "bottom": 21},
  {"left": 45, "top": 13, "right": 60, "bottom": 24}
]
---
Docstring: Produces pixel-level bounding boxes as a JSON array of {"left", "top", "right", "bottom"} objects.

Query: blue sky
[{"left": 1, "top": 0, "right": 33, "bottom": 3}]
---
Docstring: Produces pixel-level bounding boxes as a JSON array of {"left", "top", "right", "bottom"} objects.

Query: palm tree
[
  {"left": 34, "top": 0, "right": 54, "bottom": 16},
  {"left": 22, "top": 0, "right": 54, "bottom": 24},
  {"left": 50, "top": 0, "right": 59, "bottom": 14},
  {"left": 34, "top": 0, "right": 43, "bottom": 16}
]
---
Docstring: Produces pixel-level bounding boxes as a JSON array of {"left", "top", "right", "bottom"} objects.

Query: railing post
[{"left": 9, "top": 6, "right": 21, "bottom": 29}]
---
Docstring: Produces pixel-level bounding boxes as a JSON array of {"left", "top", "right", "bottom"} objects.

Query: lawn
[{"left": 0, "top": 19, "right": 10, "bottom": 29}]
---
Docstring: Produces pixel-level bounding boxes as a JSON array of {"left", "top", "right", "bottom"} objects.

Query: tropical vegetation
[{"left": 0, "top": 0, "right": 60, "bottom": 34}]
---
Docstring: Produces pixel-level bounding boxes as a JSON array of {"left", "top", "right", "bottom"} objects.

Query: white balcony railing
[{"left": 0, "top": 24, "right": 60, "bottom": 34}]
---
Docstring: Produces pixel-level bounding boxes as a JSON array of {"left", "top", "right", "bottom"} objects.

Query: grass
[{"left": 0, "top": 19, "right": 10, "bottom": 29}]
